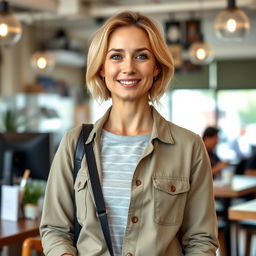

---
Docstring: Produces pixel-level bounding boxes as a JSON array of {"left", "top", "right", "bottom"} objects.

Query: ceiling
[
  {"left": 6, "top": 0, "right": 256, "bottom": 59},
  {"left": 8, "top": 0, "right": 256, "bottom": 24}
]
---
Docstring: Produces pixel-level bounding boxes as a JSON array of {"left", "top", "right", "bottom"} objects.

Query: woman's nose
[{"left": 122, "top": 58, "right": 136, "bottom": 75}]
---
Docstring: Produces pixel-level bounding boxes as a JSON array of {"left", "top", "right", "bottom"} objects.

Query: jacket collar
[
  {"left": 151, "top": 107, "right": 174, "bottom": 144},
  {"left": 86, "top": 106, "right": 174, "bottom": 145},
  {"left": 85, "top": 107, "right": 111, "bottom": 144}
]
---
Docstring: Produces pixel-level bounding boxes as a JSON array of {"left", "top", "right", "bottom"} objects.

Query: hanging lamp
[
  {"left": 188, "top": 34, "right": 214, "bottom": 65},
  {"left": 31, "top": 44, "right": 55, "bottom": 72},
  {"left": 214, "top": 0, "right": 250, "bottom": 40},
  {"left": 0, "top": 0, "right": 22, "bottom": 46}
]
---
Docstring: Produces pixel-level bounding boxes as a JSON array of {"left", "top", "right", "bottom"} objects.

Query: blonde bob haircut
[{"left": 86, "top": 11, "right": 174, "bottom": 103}]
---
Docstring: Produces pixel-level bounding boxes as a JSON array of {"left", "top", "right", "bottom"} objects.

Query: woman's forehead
[{"left": 107, "top": 26, "right": 151, "bottom": 49}]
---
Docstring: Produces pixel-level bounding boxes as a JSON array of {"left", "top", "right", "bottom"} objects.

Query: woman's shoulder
[
  {"left": 153, "top": 108, "right": 201, "bottom": 143},
  {"left": 65, "top": 125, "right": 83, "bottom": 138},
  {"left": 164, "top": 121, "right": 204, "bottom": 151},
  {"left": 166, "top": 122, "right": 206, "bottom": 159},
  {"left": 168, "top": 121, "right": 201, "bottom": 141},
  {"left": 60, "top": 124, "right": 90, "bottom": 148}
]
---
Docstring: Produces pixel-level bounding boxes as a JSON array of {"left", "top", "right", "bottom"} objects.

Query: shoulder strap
[
  {"left": 82, "top": 124, "right": 114, "bottom": 256},
  {"left": 73, "top": 124, "right": 93, "bottom": 246}
]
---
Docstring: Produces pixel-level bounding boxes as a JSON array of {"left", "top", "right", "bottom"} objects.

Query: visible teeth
[{"left": 119, "top": 80, "right": 137, "bottom": 85}]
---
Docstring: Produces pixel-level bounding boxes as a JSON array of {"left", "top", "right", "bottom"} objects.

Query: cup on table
[{"left": 221, "top": 166, "right": 234, "bottom": 185}]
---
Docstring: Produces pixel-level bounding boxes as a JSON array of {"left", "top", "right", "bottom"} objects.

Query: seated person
[{"left": 202, "top": 126, "right": 230, "bottom": 176}]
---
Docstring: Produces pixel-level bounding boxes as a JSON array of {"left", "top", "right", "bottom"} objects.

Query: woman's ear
[
  {"left": 153, "top": 65, "right": 161, "bottom": 77},
  {"left": 99, "top": 66, "right": 105, "bottom": 78}
]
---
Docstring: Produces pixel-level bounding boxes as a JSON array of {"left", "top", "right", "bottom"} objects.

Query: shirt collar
[{"left": 86, "top": 106, "right": 174, "bottom": 145}]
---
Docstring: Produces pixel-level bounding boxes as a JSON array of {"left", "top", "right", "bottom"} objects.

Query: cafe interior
[{"left": 0, "top": 0, "right": 256, "bottom": 255}]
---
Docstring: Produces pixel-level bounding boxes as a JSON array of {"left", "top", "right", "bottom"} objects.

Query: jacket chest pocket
[
  {"left": 153, "top": 177, "right": 190, "bottom": 225},
  {"left": 74, "top": 174, "right": 88, "bottom": 223}
]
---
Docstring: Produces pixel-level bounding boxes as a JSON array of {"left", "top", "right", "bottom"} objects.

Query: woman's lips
[{"left": 118, "top": 79, "right": 141, "bottom": 88}]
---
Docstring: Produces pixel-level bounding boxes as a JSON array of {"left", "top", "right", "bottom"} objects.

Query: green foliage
[
  {"left": 23, "top": 182, "right": 44, "bottom": 205},
  {"left": 2, "top": 109, "right": 17, "bottom": 131},
  {"left": 238, "top": 101, "right": 256, "bottom": 124},
  {"left": 1, "top": 109, "right": 32, "bottom": 132}
]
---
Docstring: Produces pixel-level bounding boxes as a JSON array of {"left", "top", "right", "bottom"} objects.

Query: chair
[
  {"left": 22, "top": 237, "right": 43, "bottom": 256},
  {"left": 218, "top": 220, "right": 227, "bottom": 256},
  {"left": 239, "top": 169, "right": 256, "bottom": 255},
  {"left": 236, "top": 221, "right": 256, "bottom": 256}
]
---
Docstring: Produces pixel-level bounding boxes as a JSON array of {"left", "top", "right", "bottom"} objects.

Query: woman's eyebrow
[
  {"left": 107, "top": 48, "right": 151, "bottom": 53},
  {"left": 135, "top": 48, "right": 151, "bottom": 52},
  {"left": 107, "top": 48, "right": 123, "bottom": 53}
]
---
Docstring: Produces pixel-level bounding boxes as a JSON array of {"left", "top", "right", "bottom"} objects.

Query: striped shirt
[{"left": 101, "top": 130, "right": 150, "bottom": 256}]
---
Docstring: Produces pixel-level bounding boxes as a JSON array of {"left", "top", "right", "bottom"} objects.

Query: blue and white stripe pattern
[{"left": 101, "top": 130, "right": 150, "bottom": 256}]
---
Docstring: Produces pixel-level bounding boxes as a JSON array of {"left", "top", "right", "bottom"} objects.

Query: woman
[{"left": 40, "top": 11, "right": 219, "bottom": 256}]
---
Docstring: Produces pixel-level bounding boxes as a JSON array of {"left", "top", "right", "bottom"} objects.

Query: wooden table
[
  {"left": 214, "top": 175, "right": 256, "bottom": 198},
  {"left": 0, "top": 218, "right": 40, "bottom": 247},
  {"left": 214, "top": 175, "right": 256, "bottom": 256},
  {"left": 228, "top": 199, "right": 256, "bottom": 256},
  {"left": 229, "top": 199, "right": 256, "bottom": 221}
]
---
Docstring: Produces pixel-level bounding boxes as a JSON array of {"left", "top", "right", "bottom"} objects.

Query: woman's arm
[
  {"left": 40, "top": 132, "right": 77, "bottom": 256},
  {"left": 181, "top": 135, "right": 219, "bottom": 255}
]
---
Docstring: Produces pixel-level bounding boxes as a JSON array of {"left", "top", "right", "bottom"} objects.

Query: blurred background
[
  {"left": 1, "top": 0, "right": 256, "bottom": 161},
  {"left": 0, "top": 1, "right": 256, "bottom": 255}
]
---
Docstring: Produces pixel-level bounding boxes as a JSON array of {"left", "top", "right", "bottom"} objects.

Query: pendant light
[
  {"left": 188, "top": 34, "right": 214, "bottom": 65},
  {"left": 214, "top": 0, "right": 250, "bottom": 40},
  {"left": 31, "top": 44, "right": 55, "bottom": 72},
  {"left": 0, "top": 0, "right": 22, "bottom": 46},
  {"left": 31, "top": 19, "right": 55, "bottom": 73}
]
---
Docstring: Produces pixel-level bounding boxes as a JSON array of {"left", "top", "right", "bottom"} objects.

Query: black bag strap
[
  {"left": 73, "top": 124, "right": 93, "bottom": 245},
  {"left": 82, "top": 124, "right": 114, "bottom": 256},
  {"left": 73, "top": 124, "right": 114, "bottom": 256}
]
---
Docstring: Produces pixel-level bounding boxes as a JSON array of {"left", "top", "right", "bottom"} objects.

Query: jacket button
[
  {"left": 131, "top": 216, "right": 139, "bottom": 223},
  {"left": 170, "top": 185, "right": 176, "bottom": 192},
  {"left": 77, "top": 181, "right": 81, "bottom": 189},
  {"left": 126, "top": 253, "right": 133, "bottom": 256},
  {"left": 135, "top": 179, "right": 141, "bottom": 186}
]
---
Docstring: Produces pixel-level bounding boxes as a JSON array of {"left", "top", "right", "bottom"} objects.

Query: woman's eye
[
  {"left": 136, "top": 54, "right": 148, "bottom": 60},
  {"left": 110, "top": 54, "right": 122, "bottom": 60}
]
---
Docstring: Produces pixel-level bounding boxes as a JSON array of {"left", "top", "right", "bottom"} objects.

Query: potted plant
[{"left": 23, "top": 181, "right": 44, "bottom": 220}]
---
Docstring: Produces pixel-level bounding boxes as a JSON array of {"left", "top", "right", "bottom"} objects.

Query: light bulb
[
  {"left": 0, "top": 1, "right": 22, "bottom": 46},
  {"left": 37, "top": 57, "right": 48, "bottom": 70},
  {"left": 195, "top": 48, "right": 207, "bottom": 61},
  {"left": 31, "top": 50, "right": 55, "bottom": 72},
  {"left": 188, "top": 42, "right": 214, "bottom": 65},
  {"left": 214, "top": 8, "right": 250, "bottom": 40},
  {"left": 226, "top": 18, "right": 237, "bottom": 32},
  {"left": 0, "top": 23, "right": 8, "bottom": 36}
]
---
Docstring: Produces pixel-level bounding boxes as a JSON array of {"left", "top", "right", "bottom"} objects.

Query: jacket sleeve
[
  {"left": 181, "top": 135, "right": 219, "bottom": 255},
  {"left": 40, "top": 131, "right": 77, "bottom": 256}
]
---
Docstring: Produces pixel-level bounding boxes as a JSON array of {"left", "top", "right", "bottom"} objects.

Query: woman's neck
[{"left": 104, "top": 101, "right": 153, "bottom": 136}]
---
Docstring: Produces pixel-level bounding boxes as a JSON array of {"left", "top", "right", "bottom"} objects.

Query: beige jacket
[{"left": 40, "top": 108, "right": 219, "bottom": 256}]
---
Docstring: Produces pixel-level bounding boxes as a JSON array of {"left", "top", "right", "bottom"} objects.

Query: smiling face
[{"left": 100, "top": 25, "right": 160, "bottom": 104}]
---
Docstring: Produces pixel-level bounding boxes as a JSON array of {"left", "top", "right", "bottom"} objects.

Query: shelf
[{"left": 51, "top": 49, "right": 86, "bottom": 68}]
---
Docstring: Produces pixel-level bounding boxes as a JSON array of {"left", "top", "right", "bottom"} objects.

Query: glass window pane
[
  {"left": 217, "top": 90, "right": 256, "bottom": 162},
  {"left": 171, "top": 89, "right": 216, "bottom": 135}
]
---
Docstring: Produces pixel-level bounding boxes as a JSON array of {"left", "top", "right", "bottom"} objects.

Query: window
[
  {"left": 217, "top": 90, "right": 256, "bottom": 161},
  {"left": 170, "top": 89, "right": 256, "bottom": 162},
  {"left": 170, "top": 89, "right": 216, "bottom": 135}
]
